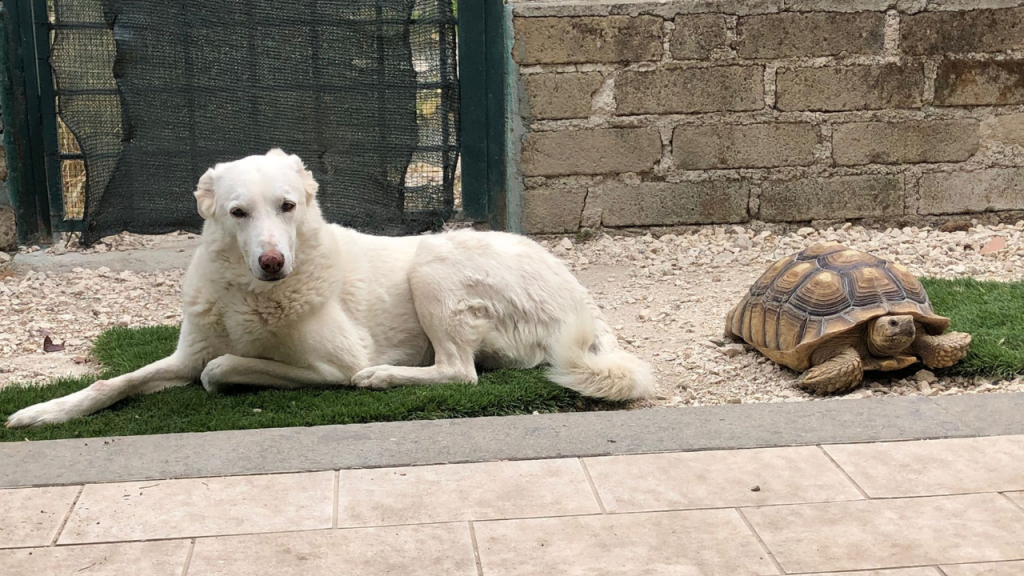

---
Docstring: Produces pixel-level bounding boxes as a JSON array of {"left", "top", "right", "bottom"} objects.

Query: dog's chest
[{"left": 218, "top": 292, "right": 311, "bottom": 356}]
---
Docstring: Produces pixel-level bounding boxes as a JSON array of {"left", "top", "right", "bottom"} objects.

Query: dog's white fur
[{"left": 6, "top": 150, "right": 655, "bottom": 428}]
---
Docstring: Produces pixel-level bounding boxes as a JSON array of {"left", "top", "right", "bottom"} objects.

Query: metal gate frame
[
  {"left": 1, "top": 0, "right": 508, "bottom": 244},
  {"left": 2, "top": 0, "right": 78, "bottom": 244},
  {"left": 456, "top": 0, "right": 507, "bottom": 231}
]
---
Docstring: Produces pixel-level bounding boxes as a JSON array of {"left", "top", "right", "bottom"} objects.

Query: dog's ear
[
  {"left": 194, "top": 168, "right": 217, "bottom": 220},
  {"left": 289, "top": 154, "right": 319, "bottom": 203}
]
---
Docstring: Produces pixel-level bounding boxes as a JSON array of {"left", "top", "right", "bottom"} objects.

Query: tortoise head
[{"left": 867, "top": 315, "right": 916, "bottom": 356}]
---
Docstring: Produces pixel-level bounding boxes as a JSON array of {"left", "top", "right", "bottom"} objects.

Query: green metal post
[
  {"left": 13, "top": 0, "right": 52, "bottom": 240},
  {"left": 457, "top": 0, "right": 506, "bottom": 227},
  {"left": 0, "top": 0, "right": 47, "bottom": 242}
]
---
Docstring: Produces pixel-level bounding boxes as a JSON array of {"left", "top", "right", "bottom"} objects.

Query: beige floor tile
[
  {"left": 943, "top": 560, "right": 1024, "bottom": 575},
  {"left": 59, "top": 471, "right": 334, "bottom": 544},
  {"left": 336, "top": 459, "right": 599, "bottom": 527},
  {"left": 744, "top": 493, "right": 1024, "bottom": 573},
  {"left": 187, "top": 522, "right": 476, "bottom": 575},
  {"left": 583, "top": 446, "right": 863, "bottom": 513},
  {"left": 802, "top": 565, "right": 937, "bottom": 569},
  {"left": 0, "top": 540, "right": 189, "bottom": 575},
  {"left": 0, "top": 486, "right": 80, "bottom": 548},
  {"left": 825, "top": 436, "right": 1024, "bottom": 497},
  {"left": 1005, "top": 492, "right": 1024, "bottom": 509},
  {"left": 474, "top": 509, "right": 778, "bottom": 576}
]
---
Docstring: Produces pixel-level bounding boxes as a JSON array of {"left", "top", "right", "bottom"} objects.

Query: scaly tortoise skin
[{"left": 725, "top": 242, "right": 971, "bottom": 395}]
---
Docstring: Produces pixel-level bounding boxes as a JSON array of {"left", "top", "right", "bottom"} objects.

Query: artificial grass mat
[
  {"left": 0, "top": 326, "right": 617, "bottom": 442},
  {"left": 2, "top": 277, "right": 1022, "bottom": 441},
  {"left": 920, "top": 277, "right": 1024, "bottom": 379}
]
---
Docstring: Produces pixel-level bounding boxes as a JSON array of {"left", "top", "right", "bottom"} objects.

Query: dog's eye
[
  {"left": 230, "top": 208, "right": 247, "bottom": 219},
  {"left": 281, "top": 201, "right": 296, "bottom": 213}
]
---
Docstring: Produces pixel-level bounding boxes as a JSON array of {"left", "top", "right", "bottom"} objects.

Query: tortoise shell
[{"left": 726, "top": 242, "right": 950, "bottom": 371}]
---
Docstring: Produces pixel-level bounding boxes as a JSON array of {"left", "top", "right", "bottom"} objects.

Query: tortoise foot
[
  {"left": 914, "top": 331, "right": 971, "bottom": 370},
  {"left": 798, "top": 347, "right": 864, "bottom": 395}
]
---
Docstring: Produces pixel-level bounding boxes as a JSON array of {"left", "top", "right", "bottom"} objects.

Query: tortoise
[{"left": 725, "top": 242, "right": 971, "bottom": 395}]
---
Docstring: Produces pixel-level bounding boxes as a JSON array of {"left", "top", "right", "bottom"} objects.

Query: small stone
[
  {"left": 726, "top": 397, "right": 742, "bottom": 404},
  {"left": 749, "top": 485, "right": 761, "bottom": 492},
  {"left": 980, "top": 236, "right": 1006, "bottom": 255},
  {"left": 914, "top": 370, "right": 937, "bottom": 384},
  {"left": 797, "top": 227, "right": 815, "bottom": 236},
  {"left": 252, "top": 408, "right": 262, "bottom": 413},
  {"left": 722, "top": 344, "right": 746, "bottom": 358},
  {"left": 559, "top": 238, "right": 573, "bottom": 250},
  {"left": 708, "top": 337, "right": 727, "bottom": 347},
  {"left": 117, "top": 315, "right": 132, "bottom": 327}
]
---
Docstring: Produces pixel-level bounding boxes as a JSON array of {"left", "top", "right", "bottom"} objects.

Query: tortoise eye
[
  {"left": 230, "top": 208, "right": 247, "bottom": 219},
  {"left": 281, "top": 201, "right": 296, "bottom": 213}
]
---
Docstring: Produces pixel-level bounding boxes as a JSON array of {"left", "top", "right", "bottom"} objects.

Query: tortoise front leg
[
  {"left": 912, "top": 330, "right": 971, "bottom": 369},
  {"left": 798, "top": 346, "right": 864, "bottom": 395}
]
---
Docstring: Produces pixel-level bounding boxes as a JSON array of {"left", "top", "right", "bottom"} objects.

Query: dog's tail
[{"left": 547, "top": 306, "right": 656, "bottom": 401}]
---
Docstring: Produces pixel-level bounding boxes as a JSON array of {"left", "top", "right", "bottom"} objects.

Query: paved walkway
[{"left": 2, "top": 435, "right": 1023, "bottom": 575}]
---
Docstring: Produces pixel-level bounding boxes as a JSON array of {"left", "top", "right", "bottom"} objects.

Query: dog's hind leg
[
  {"left": 5, "top": 319, "right": 216, "bottom": 428},
  {"left": 352, "top": 273, "right": 481, "bottom": 390}
]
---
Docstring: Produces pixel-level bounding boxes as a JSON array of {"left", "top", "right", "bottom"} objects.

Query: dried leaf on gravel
[{"left": 42, "top": 336, "right": 65, "bottom": 353}]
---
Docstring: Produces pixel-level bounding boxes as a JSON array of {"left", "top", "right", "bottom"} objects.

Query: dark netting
[{"left": 50, "top": 0, "right": 459, "bottom": 245}]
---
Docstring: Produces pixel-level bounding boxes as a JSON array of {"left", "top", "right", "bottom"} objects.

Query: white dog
[{"left": 6, "top": 149, "right": 654, "bottom": 428}]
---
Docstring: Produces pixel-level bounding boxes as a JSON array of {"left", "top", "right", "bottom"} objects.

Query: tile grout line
[
  {"left": 577, "top": 458, "right": 607, "bottom": 514},
  {"left": 735, "top": 508, "right": 785, "bottom": 575},
  {"left": 1001, "top": 491, "right": 1024, "bottom": 514},
  {"left": 817, "top": 444, "right": 872, "bottom": 500},
  {"left": 179, "top": 539, "right": 196, "bottom": 576},
  {"left": 468, "top": 521, "right": 484, "bottom": 576},
  {"left": 49, "top": 485, "right": 85, "bottom": 547},
  {"left": 332, "top": 470, "right": 340, "bottom": 529}
]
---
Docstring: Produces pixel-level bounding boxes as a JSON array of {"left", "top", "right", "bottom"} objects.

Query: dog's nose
[{"left": 258, "top": 250, "right": 285, "bottom": 275}]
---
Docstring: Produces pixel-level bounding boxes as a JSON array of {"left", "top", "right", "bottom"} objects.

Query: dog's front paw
[
  {"left": 201, "top": 355, "right": 236, "bottom": 394},
  {"left": 6, "top": 398, "right": 73, "bottom": 429},
  {"left": 352, "top": 366, "right": 394, "bottom": 390}
]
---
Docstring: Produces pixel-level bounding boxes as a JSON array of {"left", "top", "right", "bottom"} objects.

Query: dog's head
[{"left": 193, "top": 149, "right": 320, "bottom": 282}]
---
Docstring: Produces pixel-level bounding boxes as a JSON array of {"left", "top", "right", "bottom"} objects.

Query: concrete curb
[{"left": 2, "top": 393, "right": 1023, "bottom": 488}]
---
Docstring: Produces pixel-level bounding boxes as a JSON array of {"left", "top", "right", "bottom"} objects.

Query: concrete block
[
  {"left": 512, "top": 16, "right": 663, "bottom": 65},
  {"left": 523, "top": 72, "right": 604, "bottom": 120},
  {"left": 776, "top": 64, "right": 925, "bottom": 111},
  {"left": 902, "top": 7, "right": 1024, "bottom": 55},
  {"left": 617, "top": 66, "right": 764, "bottom": 115},
  {"left": 736, "top": 12, "right": 885, "bottom": 58},
  {"left": 784, "top": 0, "right": 891, "bottom": 10},
  {"left": 918, "top": 168, "right": 1024, "bottom": 214},
  {"left": 982, "top": 112, "right": 1024, "bottom": 148},
  {"left": 522, "top": 187, "right": 587, "bottom": 233},
  {"left": 759, "top": 175, "right": 904, "bottom": 220},
  {"left": 672, "top": 123, "right": 818, "bottom": 169},
  {"left": 521, "top": 128, "right": 663, "bottom": 176},
  {"left": 589, "top": 180, "right": 750, "bottom": 226},
  {"left": 934, "top": 60, "right": 1024, "bottom": 107},
  {"left": 670, "top": 14, "right": 729, "bottom": 59},
  {"left": 832, "top": 120, "right": 980, "bottom": 166}
]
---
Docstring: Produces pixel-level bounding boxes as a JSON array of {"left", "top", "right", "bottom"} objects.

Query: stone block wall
[{"left": 510, "top": 0, "right": 1024, "bottom": 233}]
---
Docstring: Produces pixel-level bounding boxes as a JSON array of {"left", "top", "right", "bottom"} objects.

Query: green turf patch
[
  {"left": 0, "top": 327, "right": 618, "bottom": 442},
  {"left": 921, "top": 277, "right": 1024, "bottom": 379}
]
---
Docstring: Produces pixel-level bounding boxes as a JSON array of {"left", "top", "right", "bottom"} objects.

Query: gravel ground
[{"left": 2, "top": 222, "right": 1023, "bottom": 405}]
